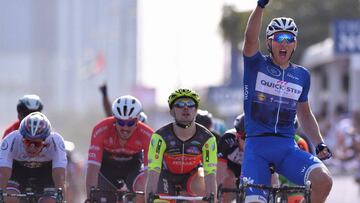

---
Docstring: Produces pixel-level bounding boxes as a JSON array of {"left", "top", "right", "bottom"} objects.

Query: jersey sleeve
[
  {"left": 0, "top": 133, "right": 19, "bottom": 168},
  {"left": 243, "top": 51, "right": 264, "bottom": 72},
  {"left": 298, "top": 68, "right": 311, "bottom": 102},
  {"left": 147, "top": 133, "right": 166, "bottom": 173},
  {"left": 2, "top": 121, "right": 20, "bottom": 139},
  {"left": 202, "top": 136, "right": 217, "bottom": 176},
  {"left": 87, "top": 125, "right": 106, "bottom": 166},
  {"left": 140, "top": 124, "right": 154, "bottom": 167},
  {"left": 50, "top": 133, "right": 68, "bottom": 168}
]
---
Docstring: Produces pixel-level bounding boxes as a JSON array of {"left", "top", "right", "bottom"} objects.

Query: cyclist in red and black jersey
[
  {"left": 145, "top": 88, "right": 217, "bottom": 202},
  {"left": 86, "top": 95, "right": 154, "bottom": 202}
]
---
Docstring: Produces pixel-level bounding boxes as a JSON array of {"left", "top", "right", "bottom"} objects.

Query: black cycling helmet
[
  {"left": 17, "top": 94, "right": 43, "bottom": 115},
  {"left": 195, "top": 109, "right": 213, "bottom": 128},
  {"left": 168, "top": 88, "right": 200, "bottom": 109},
  {"left": 234, "top": 114, "right": 245, "bottom": 133}
]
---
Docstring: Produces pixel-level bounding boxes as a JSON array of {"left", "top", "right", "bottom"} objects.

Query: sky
[{"left": 138, "top": 0, "right": 256, "bottom": 106}]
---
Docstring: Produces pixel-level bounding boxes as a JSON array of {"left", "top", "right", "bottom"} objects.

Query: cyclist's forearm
[
  {"left": 145, "top": 170, "right": 160, "bottom": 202},
  {"left": 297, "top": 105, "right": 324, "bottom": 145},
  {"left": 0, "top": 167, "right": 11, "bottom": 189},
  {"left": 244, "top": 7, "right": 263, "bottom": 51},
  {"left": 204, "top": 173, "right": 217, "bottom": 200},
  {"left": 52, "top": 167, "right": 66, "bottom": 195},
  {"left": 86, "top": 164, "right": 100, "bottom": 196}
]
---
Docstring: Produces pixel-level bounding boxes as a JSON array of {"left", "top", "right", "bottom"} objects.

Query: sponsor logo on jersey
[
  {"left": 244, "top": 85, "right": 249, "bottom": 100},
  {"left": 185, "top": 146, "right": 200, "bottom": 154},
  {"left": 287, "top": 73, "right": 299, "bottom": 80},
  {"left": 59, "top": 141, "right": 65, "bottom": 152},
  {"left": 89, "top": 145, "right": 100, "bottom": 151},
  {"left": 190, "top": 141, "right": 201, "bottom": 146},
  {"left": 151, "top": 139, "right": 155, "bottom": 147},
  {"left": 156, "top": 140, "right": 162, "bottom": 153},
  {"left": 23, "top": 161, "right": 43, "bottom": 168},
  {"left": 255, "top": 72, "right": 302, "bottom": 100},
  {"left": 89, "top": 152, "right": 96, "bottom": 158},
  {"left": 1, "top": 141, "right": 8, "bottom": 150},
  {"left": 93, "top": 126, "right": 107, "bottom": 138},
  {"left": 109, "top": 155, "right": 133, "bottom": 161},
  {"left": 170, "top": 140, "right": 176, "bottom": 146},
  {"left": 267, "top": 66, "right": 281, "bottom": 77},
  {"left": 257, "top": 93, "right": 266, "bottom": 101}
]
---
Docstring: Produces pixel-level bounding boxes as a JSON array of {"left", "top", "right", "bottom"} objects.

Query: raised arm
[
  {"left": 243, "top": 0, "right": 269, "bottom": 57},
  {"left": 99, "top": 83, "right": 112, "bottom": 117}
]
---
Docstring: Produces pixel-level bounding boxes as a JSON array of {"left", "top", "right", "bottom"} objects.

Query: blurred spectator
[
  {"left": 331, "top": 110, "right": 360, "bottom": 174},
  {"left": 212, "top": 117, "right": 227, "bottom": 136},
  {"left": 64, "top": 140, "right": 85, "bottom": 203},
  {"left": 99, "top": 83, "right": 112, "bottom": 117}
]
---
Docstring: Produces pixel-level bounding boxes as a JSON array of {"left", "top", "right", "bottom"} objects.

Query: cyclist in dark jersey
[
  {"left": 217, "top": 114, "right": 245, "bottom": 202},
  {"left": 241, "top": 0, "right": 332, "bottom": 202},
  {"left": 145, "top": 88, "right": 217, "bottom": 202},
  {"left": 195, "top": 109, "right": 221, "bottom": 142},
  {"left": 3, "top": 94, "right": 44, "bottom": 138}
]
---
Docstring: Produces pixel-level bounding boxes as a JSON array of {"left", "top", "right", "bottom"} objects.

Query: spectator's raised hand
[{"left": 258, "top": 0, "right": 270, "bottom": 8}]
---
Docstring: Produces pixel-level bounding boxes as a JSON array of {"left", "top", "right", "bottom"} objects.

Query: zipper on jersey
[
  {"left": 181, "top": 142, "right": 185, "bottom": 173},
  {"left": 274, "top": 69, "right": 285, "bottom": 133}
]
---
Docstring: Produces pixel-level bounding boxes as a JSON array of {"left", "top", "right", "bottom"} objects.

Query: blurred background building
[{"left": 0, "top": 0, "right": 235, "bottom": 153}]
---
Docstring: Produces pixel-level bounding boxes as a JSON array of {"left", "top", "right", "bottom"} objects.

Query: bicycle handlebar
[
  {"left": 148, "top": 192, "right": 215, "bottom": 203},
  {"left": 0, "top": 188, "right": 64, "bottom": 203}
]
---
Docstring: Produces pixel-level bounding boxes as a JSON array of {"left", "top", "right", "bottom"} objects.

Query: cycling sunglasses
[
  {"left": 174, "top": 99, "right": 196, "bottom": 108},
  {"left": 23, "top": 139, "right": 45, "bottom": 148},
  {"left": 269, "top": 32, "right": 296, "bottom": 44},
  {"left": 116, "top": 118, "right": 137, "bottom": 127}
]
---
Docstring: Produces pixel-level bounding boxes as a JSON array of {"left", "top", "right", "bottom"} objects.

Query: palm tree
[{"left": 219, "top": 6, "right": 249, "bottom": 87}]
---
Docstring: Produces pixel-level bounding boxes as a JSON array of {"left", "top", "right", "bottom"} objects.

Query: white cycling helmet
[
  {"left": 112, "top": 95, "right": 142, "bottom": 120},
  {"left": 19, "top": 112, "right": 51, "bottom": 140},
  {"left": 17, "top": 94, "right": 43, "bottom": 113},
  {"left": 266, "top": 17, "right": 298, "bottom": 38}
]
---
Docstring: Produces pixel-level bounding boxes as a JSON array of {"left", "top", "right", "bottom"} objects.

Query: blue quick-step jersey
[{"left": 243, "top": 52, "right": 310, "bottom": 137}]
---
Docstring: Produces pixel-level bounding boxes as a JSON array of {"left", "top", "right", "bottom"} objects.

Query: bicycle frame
[
  {"left": 217, "top": 179, "right": 311, "bottom": 203},
  {"left": 88, "top": 186, "right": 144, "bottom": 203}
]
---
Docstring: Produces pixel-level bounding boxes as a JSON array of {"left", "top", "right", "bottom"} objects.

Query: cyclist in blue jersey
[{"left": 241, "top": 0, "right": 332, "bottom": 203}]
